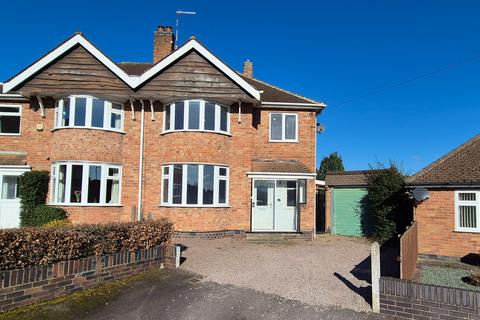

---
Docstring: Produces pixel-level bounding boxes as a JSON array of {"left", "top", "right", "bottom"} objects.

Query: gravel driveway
[{"left": 179, "top": 235, "right": 373, "bottom": 312}]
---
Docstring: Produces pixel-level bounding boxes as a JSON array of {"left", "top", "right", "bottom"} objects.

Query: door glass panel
[
  {"left": 1, "top": 176, "right": 18, "bottom": 199},
  {"left": 188, "top": 101, "right": 200, "bottom": 130},
  {"left": 203, "top": 165, "right": 214, "bottom": 204},
  {"left": 186, "top": 164, "right": 199, "bottom": 204},
  {"left": 70, "top": 165, "right": 83, "bottom": 203},
  {"left": 74, "top": 98, "right": 86, "bottom": 126},
  {"left": 256, "top": 185, "right": 268, "bottom": 206},
  {"left": 287, "top": 189, "right": 297, "bottom": 207},
  {"left": 88, "top": 165, "right": 101, "bottom": 203}
]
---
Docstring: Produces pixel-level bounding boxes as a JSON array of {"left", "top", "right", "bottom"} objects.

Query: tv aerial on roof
[{"left": 175, "top": 10, "right": 197, "bottom": 49}]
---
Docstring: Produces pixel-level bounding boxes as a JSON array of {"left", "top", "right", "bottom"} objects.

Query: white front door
[
  {"left": 251, "top": 179, "right": 297, "bottom": 232},
  {"left": 0, "top": 167, "right": 29, "bottom": 229}
]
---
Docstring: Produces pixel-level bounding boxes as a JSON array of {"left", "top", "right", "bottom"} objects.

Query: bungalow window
[
  {"left": 163, "top": 100, "right": 230, "bottom": 134},
  {"left": 0, "top": 105, "right": 21, "bottom": 135},
  {"left": 269, "top": 113, "right": 298, "bottom": 142},
  {"left": 161, "top": 164, "right": 229, "bottom": 206},
  {"left": 455, "top": 191, "right": 480, "bottom": 232},
  {"left": 51, "top": 162, "right": 121, "bottom": 206},
  {"left": 55, "top": 96, "right": 124, "bottom": 132}
]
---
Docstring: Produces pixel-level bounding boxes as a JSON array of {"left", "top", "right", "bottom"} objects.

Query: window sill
[
  {"left": 268, "top": 139, "right": 299, "bottom": 143},
  {"left": 453, "top": 229, "right": 480, "bottom": 234},
  {"left": 161, "top": 129, "right": 231, "bottom": 137},
  {"left": 51, "top": 127, "right": 125, "bottom": 134},
  {"left": 0, "top": 133, "right": 21, "bottom": 136},
  {"left": 158, "top": 204, "right": 230, "bottom": 208},
  {"left": 50, "top": 203, "right": 123, "bottom": 207}
]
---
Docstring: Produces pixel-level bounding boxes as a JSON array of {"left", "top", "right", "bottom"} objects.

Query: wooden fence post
[{"left": 371, "top": 242, "right": 381, "bottom": 313}]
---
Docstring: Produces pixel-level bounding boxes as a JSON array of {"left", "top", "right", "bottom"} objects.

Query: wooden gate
[{"left": 400, "top": 221, "right": 418, "bottom": 280}]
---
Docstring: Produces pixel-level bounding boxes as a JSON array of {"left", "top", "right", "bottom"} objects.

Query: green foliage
[
  {"left": 360, "top": 163, "right": 412, "bottom": 243},
  {"left": 18, "top": 171, "right": 50, "bottom": 227},
  {"left": 43, "top": 219, "right": 72, "bottom": 228},
  {"left": 0, "top": 219, "right": 175, "bottom": 271},
  {"left": 29, "top": 205, "right": 68, "bottom": 227},
  {"left": 317, "top": 152, "right": 345, "bottom": 180}
]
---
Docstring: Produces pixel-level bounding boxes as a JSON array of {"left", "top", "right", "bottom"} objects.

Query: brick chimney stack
[
  {"left": 153, "top": 26, "right": 175, "bottom": 64},
  {"left": 243, "top": 59, "right": 253, "bottom": 78}
]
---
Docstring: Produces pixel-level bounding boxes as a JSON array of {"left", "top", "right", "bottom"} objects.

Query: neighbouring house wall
[{"left": 415, "top": 189, "right": 480, "bottom": 258}]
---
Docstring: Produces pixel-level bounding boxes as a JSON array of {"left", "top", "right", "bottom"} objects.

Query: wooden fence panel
[{"left": 400, "top": 221, "right": 418, "bottom": 280}]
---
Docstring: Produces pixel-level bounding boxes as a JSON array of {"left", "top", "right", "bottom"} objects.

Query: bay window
[
  {"left": 164, "top": 100, "right": 230, "bottom": 134},
  {"left": 269, "top": 113, "right": 298, "bottom": 142},
  {"left": 0, "top": 105, "right": 21, "bottom": 135},
  {"left": 55, "top": 96, "right": 124, "bottom": 132},
  {"left": 455, "top": 191, "right": 480, "bottom": 232},
  {"left": 162, "top": 164, "right": 229, "bottom": 206},
  {"left": 51, "top": 162, "right": 121, "bottom": 206}
]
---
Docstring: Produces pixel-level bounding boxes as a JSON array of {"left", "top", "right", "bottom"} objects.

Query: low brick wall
[
  {"left": 0, "top": 244, "right": 176, "bottom": 312},
  {"left": 380, "top": 276, "right": 480, "bottom": 319}
]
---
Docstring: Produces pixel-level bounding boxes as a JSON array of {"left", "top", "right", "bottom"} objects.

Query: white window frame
[
  {"left": 454, "top": 190, "right": 480, "bottom": 233},
  {"left": 161, "top": 163, "right": 229, "bottom": 207},
  {"left": 50, "top": 161, "right": 122, "bottom": 206},
  {"left": 269, "top": 112, "right": 298, "bottom": 143},
  {"left": 55, "top": 95, "right": 124, "bottom": 132},
  {"left": 0, "top": 104, "right": 22, "bottom": 136},
  {"left": 163, "top": 100, "right": 230, "bottom": 135}
]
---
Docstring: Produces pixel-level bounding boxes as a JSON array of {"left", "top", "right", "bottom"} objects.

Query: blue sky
[{"left": 1, "top": 1, "right": 479, "bottom": 174}]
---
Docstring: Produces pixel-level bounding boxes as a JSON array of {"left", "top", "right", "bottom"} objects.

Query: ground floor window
[
  {"left": 455, "top": 191, "right": 480, "bottom": 232},
  {"left": 51, "top": 162, "right": 121, "bottom": 206},
  {"left": 161, "top": 164, "right": 228, "bottom": 206}
]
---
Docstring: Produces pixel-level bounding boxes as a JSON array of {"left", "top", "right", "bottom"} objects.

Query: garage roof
[{"left": 325, "top": 170, "right": 383, "bottom": 187}]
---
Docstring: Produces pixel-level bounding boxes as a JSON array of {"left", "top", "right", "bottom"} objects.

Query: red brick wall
[
  {"left": 415, "top": 189, "right": 480, "bottom": 258},
  {"left": 2, "top": 101, "right": 317, "bottom": 233}
]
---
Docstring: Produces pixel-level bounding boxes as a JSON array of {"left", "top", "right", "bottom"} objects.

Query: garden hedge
[
  {"left": 18, "top": 171, "right": 50, "bottom": 227},
  {"left": 0, "top": 219, "right": 174, "bottom": 271}
]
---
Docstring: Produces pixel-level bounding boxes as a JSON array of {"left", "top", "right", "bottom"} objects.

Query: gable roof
[
  {"left": 2, "top": 33, "right": 261, "bottom": 100},
  {"left": 407, "top": 134, "right": 480, "bottom": 186}
]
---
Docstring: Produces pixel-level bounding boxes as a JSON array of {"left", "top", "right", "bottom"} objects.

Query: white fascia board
[
  {"left": 137, "top": 39, "right": 261, "bottom": 100},
  {"left": 3, "top": 34, "right": 135, "bottom": 93},
  {"left": 262, "top": 101, "right": 326, "bottom": 108},
  {"left": 246, "top": 172, "right": 316, "bottom": 179}
]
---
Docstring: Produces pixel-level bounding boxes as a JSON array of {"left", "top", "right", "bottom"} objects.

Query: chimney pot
[
  {"left": 153, "top": 25, "right": 175, "bottom": 63},
  {"left": 243, "top": 59, "right": 253, "bottom": 78}
]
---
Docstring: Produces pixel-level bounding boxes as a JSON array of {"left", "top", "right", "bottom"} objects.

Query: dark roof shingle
[
  {"left": 325, "top": 170, "right": 382, "bottom": 187},
  {"left": 251, "top": 159, "right": 312, "bottom": 173},
  {"left": 0, "top": 152, "right": 27, "bottom": 166},
  {"left": 407, "top": 134, "right": 480, "bottom": 186}
]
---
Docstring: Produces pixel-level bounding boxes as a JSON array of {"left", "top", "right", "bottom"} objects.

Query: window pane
[
  {"left": 70, "top": 165, "right": 83, "bottom": 203},
  {"left": 256, "top": 185, "right": 268, "bottom": 206},
  {"left": 163, "top": 166, "right": 169, "bottom": 175},
  {"left": 174, "top": 102, "right": 184, "bottom": 130},
  {"left": 62, "top": 98, "right": 70, "bottom": 126},
  {"left": 0, "top": 107, "right": 20, "bottom": 113},
  {"left": 91, "top": 99, "right": 105, "bottom": 128},
  {"left": 219, "top": 180, "right": 226, "bottom": 204},
  {"left": 162, "top": 179, "right": 169, "bottom": 203},
  {"left": 108, "top": 167, "right": 119, "bottom": 177},
  {"left": 57, "top": 165, "right": 67, "bottom": 203},
  {"left": 459, "top": 193, "right": 476, "bottom": 201},
  {"left": 1, "top": 176, "right": 18, "bottom": 199},
  {"left": 287, "top": 181, "right": 296, "bottom": 188},
  {"left": 165, "top": 105, "right": 171, "bottom": 130},
  {"left": 187, "top": 165, "right": 199, "bottom": 204},
  {"left": 204, "top": 103, "right": 216, "bottom": 130},
  {"left": 188, "top": 101, "right": 200, "bottom": 130},
  {"left": 220, "top": 106, "right": 228, "bottom": 131},
  {"left": 88, "top": 166, "right": 101, "bottom": 203},
  {"left": 287, "top": 189, "right": 297, "bottom": 207},
  {"left": 285, "top": 115, "right": 296, "bottom": 140},
  {"left": 110, "top": 113, "right": 121, "bottom": 130},
  {"left": 106, "top": 179, "right": 120, "bottom": 204},
  {"left": 298, "top": 179, "right": 306, "bottom": 204},
  {"left": 74, "top": 98, "right": 86, "bottom": 126},
  {"left": 270, "top": 113, "right": 282, "bottom": 140},
  {"left": 203, "top": 165, "right": 214, "bottom": 204},
  {"left": 0, "top": 115, "right": 20, "bottom": 134},
  {"left": 459, "top": 205, "right": 477, "bottom": 228},
  {"left": 219, "top": 168, "right": 227, "bottom": 176},
  {"left": 173, "top": 165, "right": 183, "bottom": 204}
]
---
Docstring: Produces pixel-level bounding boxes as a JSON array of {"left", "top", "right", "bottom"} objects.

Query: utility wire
[{"left": 332, "top": 53, "right": 480, "bottom": 108}]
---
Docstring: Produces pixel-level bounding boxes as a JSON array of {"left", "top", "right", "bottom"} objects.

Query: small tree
[
  {"left": 361, "top": 163, "right": 412, "bottom": 243},
  {"left": 18, "top": 171, "right": 50, "bottom": 227},
  {"left": 317, "top": 152, "right": 345, "bottom": 180}
]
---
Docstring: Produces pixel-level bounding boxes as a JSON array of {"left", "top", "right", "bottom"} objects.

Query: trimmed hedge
[
  {"left": 30, "top": 205, "right": 68, "bottom": 227},
  {"left": 0, "top": 219, "right": 174, "bottom": 271},
  {"left": 18, "top": 171, "right": 50, "bottom": 227}
]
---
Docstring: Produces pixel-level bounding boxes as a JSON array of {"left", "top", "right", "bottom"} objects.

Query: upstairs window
[
  {"left": 455, "top": 191, "right": 480, "bottom": 232},
  {"left": 164, "top": 100, "right": 229, "bottom": 134},
  {"left": 0, "top": 105, "right": 21, "bottom": 135},
  {"left": 269, "top": 113, "right": 298, "bottom": 142},
  {"left": 161, "top": 164, "right": 229, "bottom": 207},
  {"left": 55, "top": 96, "right": 124, "bottom": 132}
]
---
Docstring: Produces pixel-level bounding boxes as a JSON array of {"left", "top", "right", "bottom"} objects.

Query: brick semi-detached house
[{"left": 0, "top": 27, "right": 325, "bottom": 237}]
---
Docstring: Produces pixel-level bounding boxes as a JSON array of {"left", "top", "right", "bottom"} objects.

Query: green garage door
[{"left": 332, "top": 188, "right": 367, "bottom": 236}]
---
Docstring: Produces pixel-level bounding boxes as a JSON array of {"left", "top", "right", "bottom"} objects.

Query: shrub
[
  {"left": 29, "top": 205, "right": 68, "bottom": 227},
  {"left": 0, "top": 219, "right": 174, "bottom": 271},
  {"left": 43, "top": 219, "right": 72, "bottom": 228},
  {"left": 18, "top": 171, "right": 50, "bottom": 227}
]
